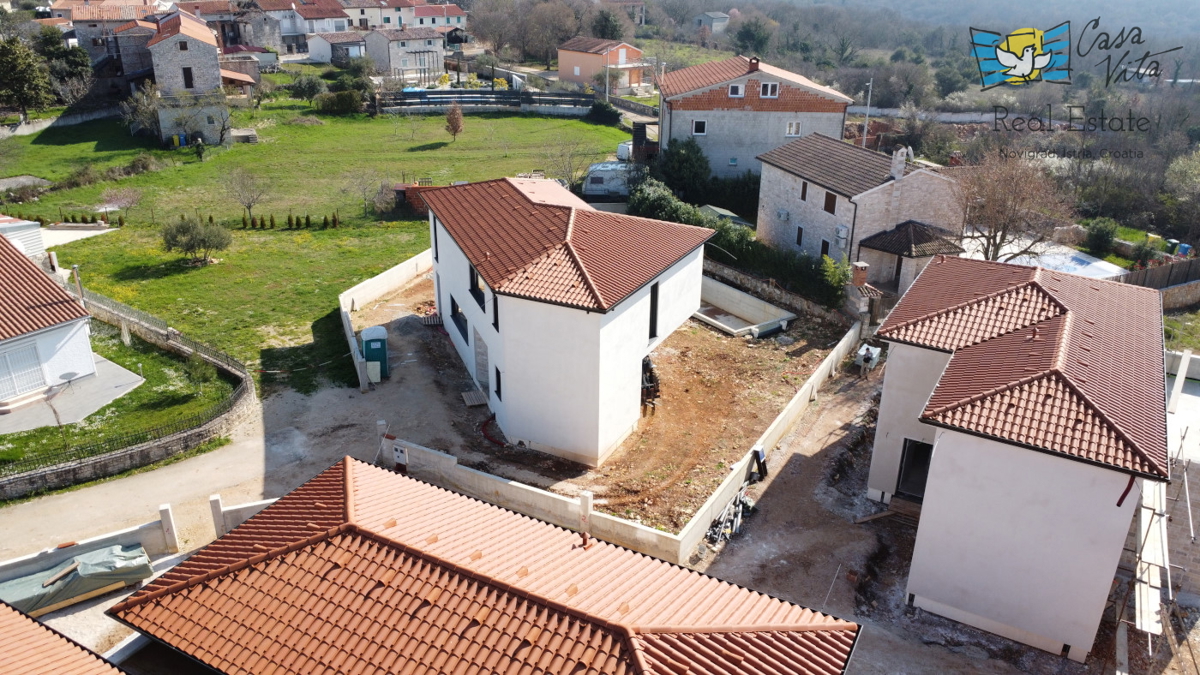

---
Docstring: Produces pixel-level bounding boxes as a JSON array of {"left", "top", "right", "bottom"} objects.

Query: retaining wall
[
  {"left": 0, "top": 107, "right": 121, "bottom": 140},
  {"left": 397, "top": 320, "right": 861, "bottom": 565},
  {"left": 703, "top": 259, "right": 848, "bottom": 324},
  {"left": 209, "top": 494, "right": 277, "bottom": 537},
  {"left": 381, "top": 104, "right": 589, "bottom": 116},
  {"left": 0, "top": 504, "right": 179, "bottom": 584},
  {"left": 339, "top": 249, "right": 434, "bottom": 392},
  {"left": 694, "top": 276, "right": 796, "bottom": 337},
  {"left": 1168, "top": 349, "right": 1200, "bottom": 380},
  {"left": 1164, "top": 279, "right": 1200, "bottom": 311}
]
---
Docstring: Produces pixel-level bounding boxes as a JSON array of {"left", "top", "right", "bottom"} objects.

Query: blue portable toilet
[
  {"left": 361, "top": 325, "right": 389, "bottom": 381},
  {"left": 1179, "top": 242, "right": 1193, "bottom": 257}
]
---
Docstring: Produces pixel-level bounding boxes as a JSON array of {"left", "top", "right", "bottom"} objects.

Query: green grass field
[
  {"left": 632, "top": 38, "right": 734, "bottom": 70},
  {"left": 52, "top": 223, "right": 428, "bottom": 392},
  {"left": 0, "top": 322, "right": 234, "bottom": 467},
  {"left": 2, "top": 104, "right": 628, "bottom": 227}
]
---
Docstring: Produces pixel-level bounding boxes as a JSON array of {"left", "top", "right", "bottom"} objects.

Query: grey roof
[
  {"left": 702, "top": 11, "right": 728, "bottom": 18},
  {"left": 371, "top": 27, "right": 442, "bottom": 41},
  {"left": 858, "top": 220, "right": 964, "bottom": 258},
  {"left": 313, "top": 31, "right": 365, "bottom": 44},
  {"left": 757, "top": 133, "right": 912, "bottom": 197}
]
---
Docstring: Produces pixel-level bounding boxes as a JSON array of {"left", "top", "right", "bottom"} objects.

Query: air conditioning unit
[
  {"left": 836, "top": 236, "right": 848, "bottom": 250},
  {"left": 835, "top": 224, "right": 849, "bottom": 239},
  {"left": 777, "top": 209, "right": 790, "bottom": 221}
]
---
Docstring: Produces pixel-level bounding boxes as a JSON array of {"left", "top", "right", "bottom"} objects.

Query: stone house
[
  {"left": 423, "top": 179, "right": 713, "bottom": 467},
  {"left": 307, "top": 31, "right": 366, "bottom": 66},
  {"left": 693, "top": 11, "right": 728, "bottom": 35},
  {"left": 252, "top": 0, "right": 347, "bottom": 53},
  {"left": 363, "top": 27, "right": 444, "bottom": 77},
  {"left": 870, "top": 256, "right": 1168, "bottom": 662},
  {"left": 147, "top": 11, "right": 237, "bottom": 145},
  {"left": 557, "top": 36, "right": 644, "bottom": 92},
  {"left": 111, "top": 19, "right": 157, "bottom": 80},
  {"left": 71, "top": 4, "right": 158, "bottom": 64},
  {"left": 658, "top": 56, "right": 852, "bottom": 177},
  {"left": 756, "top": 133, "right": 963, "bottom": 294}
]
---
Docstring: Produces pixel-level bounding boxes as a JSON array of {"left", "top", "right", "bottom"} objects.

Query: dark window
[
  {"left": 494, "top": 367, "right": 502, "bottom": 400},
  {"left": 801, "top": 181, "right": 808, "bottom": 201},
  {"left": 648, "top": 282, "right": 659, "bottom": 340},
  {"left": 897, "top": 439, "right": 934, "bottom": 501},
  {"left": 182, "top": 67, "right": 194, "bottom": 89},
  {"left": 492, "top": 295, "right": 499, "bottom": 331},
  {"left": 178, "top": 40, "right": 188, "bottom": 50},
  {"left": 360, "top": 8, "right": 365, "bottom": 13},
  {"left": 820, "top": 240, "right": 830, "bottom": 257},
  {"left": 823, "top": 191, "right": 837, "bottom": 214},
  {"left": 450, "top": 296, "right": 468, "bottom": 340},
  {"left": 795, "top": 227, "right": 803, "bottom": 246},
  {"left": 589, "top": 176, "right": 604, "bottom": 185},
  {"left": 692, "top": 120, "right": 706, "bottom": 135},
  {"left": 432, "top": 221, "right": 438, "bottom": 260},
  {"left": 469, "top": 266, "right": 485, "bottom": 308}
]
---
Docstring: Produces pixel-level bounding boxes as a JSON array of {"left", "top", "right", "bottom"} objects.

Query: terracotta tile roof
[
  {"left": 659, "top": 55, "right": 851, "bottom": 103},
  {"left": 0, "top": 600, "right": 125, "bottom": 674},
  {"left": 0, "top": 236, "right": 89, "bottom": 343},
  {"left": 857, "top": 220, "right": 964, "bottom": 258},
  {"left": 876, "top": 256, "right": 1168, "bottom": 479},
  {"left": 113, "top": 19, "right": 156, "bottom": 32},
  {"left": 757, "top": 133, "right": 913, "bottom": 197},
  {"left": 110, "top": 458, "right": 859, "bottom": 675},
  {"left": 312, "top": 30, "right": 365, "bottom": 43},
  {"left": 423, "top": 179, "right": 714, "bottom": 311},
  {"left": 147, "top": 11, "right": 216, "bottom": 46},
  {"left": 295, "top": 1, "right": 349, "bottom": 18},
  {"left": 412, "top": 3, "right": 463, "bottom": 16},
  {"left": 339, "top": 0, "right": 383, "bottom": 8},
  {"left": 35, "top": 16, "right": 74, "bottom": 25},
  {"left": 172, "top": 1, "right": 235, "bottom": 15},
  {"left": 219, "top": 68, "right": 255, "bottom": 83},
  {"left": 371, "top": 26, "right": 441, "bottom": 40},
  {"left": 69, "top": 5, "right": 156, "bottom": 21},
  {"left": 251, "top": 0, "right": 293, "bottom": 10},
  {"left": 559, "top": 36, "right": 628, "bottom": 54}
]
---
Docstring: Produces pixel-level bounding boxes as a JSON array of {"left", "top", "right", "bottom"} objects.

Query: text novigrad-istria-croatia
[{"left": 992, "top": 105, "right": 1152, "bottom": 133}]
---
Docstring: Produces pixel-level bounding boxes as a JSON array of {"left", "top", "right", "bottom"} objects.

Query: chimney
[
  {"left": 748, "top": 56, "right": 759, "bottom": 72},
  {"left": 851, "top": 261, "right": 869, "bottom": 287},
  {"left": 889, "top": 146, "right": 907, "bottom": 181}
]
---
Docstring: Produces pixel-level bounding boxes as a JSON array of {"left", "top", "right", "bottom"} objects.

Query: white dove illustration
[{"left": 995, "top": 43, "right": 1053, "bottom": 80}]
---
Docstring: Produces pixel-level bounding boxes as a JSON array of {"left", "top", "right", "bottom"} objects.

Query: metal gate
[{"left": 0, "top": 344, "right": 46, "bottom": 400}]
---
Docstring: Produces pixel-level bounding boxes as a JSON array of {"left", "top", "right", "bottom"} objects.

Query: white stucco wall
[
  {"left": 867, "top": 341, "right": 951, "bottom": 501},
  {"left": 0, "top": 319, "right": 96, "bottom": 401},
  {"left": 306, "top": 36, "right": 332, "bottom": 63},
  {"left": 429, "top": 211, "right": 705, "bottom": 466},
  {"left": 908, "top": 428, "right": 1141, "bottom": 661}
]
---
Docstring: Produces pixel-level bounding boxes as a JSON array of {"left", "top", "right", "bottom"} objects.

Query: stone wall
[
  {"left": 1163, "top": 278, "right": 1200, "bottom": 310},
  {"left": 149, "top": 36, "right": 222, "bottom": 96},
  {"left": 702, "top": 258, "right": 848, "bottom": 323}
]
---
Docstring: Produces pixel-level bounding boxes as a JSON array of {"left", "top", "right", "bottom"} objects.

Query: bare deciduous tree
[
  {"left": 120, "top": 82, "right": 161, "bottom": 137},
  {"left": 343, "top": 169, "right": 385, "bottom": 215},
  {"left": 224, "top": 168, "right": 270, "bottom": 220},
  {"left": 955, "top": 152, "right": 1076, "bottom": 262},
  {"left": 543, "top": 139, "right": 600, "bottom": 188},
  {"left": 444, "top": 102, "right": 464, "bottom": 140},
  {"left": 53, "top": 73, "right": 95, "bottom": 106},
  {"left": 100, "top": 187, "right": 142, "bottom": 217}
]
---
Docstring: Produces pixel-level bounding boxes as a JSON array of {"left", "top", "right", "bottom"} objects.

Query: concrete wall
[
  {"left": 307, "top": 35, "right": 333, "bottom": 63},
  {"left": 867, "top": 341, "right": 951, "bottom": 501},
  {"left": 908, "top": 428, "right": 1141, "bottom": 662},
  {"left": 1163, "top": 278, "right": 1200, "bottom": 310},
  {"left": 0, "top": 504, "right": 179, "bottom": 584},
  {"left": 702, "top": 258, "right": 848, "bottom": 323},
  {"left": 209, "top": 494, "right": 277, "bottom": 537},
  {"left": 1167, "top": 349, "right": 1200, "bottom": 379},
  {"left": 156, "top": 104, "right": 229, "bottom": 146},
  {"left": 693, "top": 276, "right": 796, "bottom": 336},
  {"left": 394, "top": 319, "right": 861, "bottom": 564},
  {"left": 850, "top": 170, "right": 962, "bottom": 259},
  {"left": 0, "top": 319, "right": 97, "bottom": 403},
  {"left": 338, "top": 248, "right": 433, "bottom": 392},
  {"left": 0, "top": 107, "right": 121, "bottom": 140}
]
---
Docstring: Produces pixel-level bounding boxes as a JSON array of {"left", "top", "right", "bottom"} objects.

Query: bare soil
[{"left": 352, "top": 277, "right": 846, "bottom": 531}]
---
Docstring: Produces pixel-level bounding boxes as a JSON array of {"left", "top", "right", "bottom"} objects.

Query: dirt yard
[{"left": 352, "top": 276, "right": 847, "bottom": 531}]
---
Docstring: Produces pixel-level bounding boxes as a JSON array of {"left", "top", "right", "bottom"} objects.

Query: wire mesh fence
[{"left": 0, "top": 280, "right": 251, "bottom": 479}]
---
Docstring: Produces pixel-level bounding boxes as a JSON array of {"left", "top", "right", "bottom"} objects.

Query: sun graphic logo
[{"left": 971, "top": 22, "right": 1071, "bottom": 90}]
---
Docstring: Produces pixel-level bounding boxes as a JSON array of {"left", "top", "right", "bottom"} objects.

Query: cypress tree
[
  {"left": 269, "top": 214, "right": 276, "bottom": 229},
  {"left": 242, "top": 214, "right": 249, "bottom": 228},
  {"left": 287, "top": 214, "right": 294, "bottom": 228},
  {"left": 305, "top": 214, "right": 312, "bottom": 229},
  {"left": 322, "top": 215, "right": 329, "bottom": 229}
]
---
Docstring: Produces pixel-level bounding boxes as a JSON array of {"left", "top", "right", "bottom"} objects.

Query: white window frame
[
  {"left": 786, "top": 121, "right": 802, "bottom": 136},
  {"left": 574, "top": 66, "right": 580, "bottom": 76},
  {"left": 691, "top": 120, "right": 707, "bottom": 136},
  {"left": 761, "top": 82, "right": 779, "bottom": 98},
  {"left": 728, "top": 83, "right": 743, "bottom": 98},
  {"left": 728, "top": 157, "right": 738, "bottom": 166}
]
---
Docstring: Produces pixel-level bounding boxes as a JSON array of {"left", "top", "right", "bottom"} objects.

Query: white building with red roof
[
  {"left": 870, "top": 255, "right": 1168, "bottom": 662},
  {"left": 423, "top": 179, "right": 713, "bottom": 466},
  {"left": 658, "top": 56, "right": 852, "bottom": 177}
]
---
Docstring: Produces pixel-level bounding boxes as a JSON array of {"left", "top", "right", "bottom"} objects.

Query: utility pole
[{"left": 861, "top": 78, "right": 873, "bottom": 149}]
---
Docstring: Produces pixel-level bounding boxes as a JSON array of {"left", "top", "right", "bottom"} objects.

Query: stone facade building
[
  {"left": 147, "top": 11, "right": 233, "bottom": 145},
  {"left": 364, "top": 27, "right": 444, "bottom": 77},
  {"left": 658, "top": 56, "right": 852, "bottom": 177},
  {"left": 72, "top": 4, "right": 158, "bottom": 64},
  {"left": 756, "top": 133, "right": 964, "bottom": 294}
]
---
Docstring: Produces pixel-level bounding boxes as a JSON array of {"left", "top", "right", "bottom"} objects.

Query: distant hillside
[{"left": 826, "top": 0, "right": 1199, "bottom": 43}]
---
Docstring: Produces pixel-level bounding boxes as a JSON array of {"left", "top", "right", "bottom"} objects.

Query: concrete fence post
[
  {"left": 579, "top": 491, "right": 593, "bottom": 534},
  {"left": 159, "top": 503, "right": 180, "bottom": 554},
  {"left": 209, "top": 494, "right": 226, "bottom": 538}
]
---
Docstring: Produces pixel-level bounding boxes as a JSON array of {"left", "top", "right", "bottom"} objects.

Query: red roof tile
[
  {"left": 558, "top": 36, "right": 629, "bottom": 54},
  {"left": 412, "top": 3, "right": 463, "bottom": 16},
  {"left": 0, "top": 235, "right": 89, "bottom": 343},
  {"left": 0, "top": 601, "right": 125, "bottom": 674},
  {"left": 69, "top": 5, "right": 155, "bottom": 21},
  {"left": 877, "top": 256, "right": 1168, "bottom": 479},
  {"left": 112, "top": 19, "right": 156, "bottom": 32},
  {"left": 295, "top": 1, "right": 349, "bottom": 18},
  {"left": 173, "top": 1, "right": 235, "bottom": 15},
  {"left": 659, "top": 55, "right": 851, "bottom": 103},
  {"left": 111, "top": 458, "right": 858, "bottom": 675},
  {"left": 423, "top": 179, "right": 714, "bottom": 311},
  {"left": 147, "top": 11, "right": 216, "bottom": 47}
]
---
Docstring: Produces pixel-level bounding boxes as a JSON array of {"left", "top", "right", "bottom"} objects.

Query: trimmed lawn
[
  {"left": 621, "top": 94, "right": 660, "bottom": 107},
  {"left": 1166, "top": 306, "right": 1200, "bottom": 354},
  {"left": 2, "top": 105, "right": 628, "bottom": 227},
  {"left": 632, "top": 38, "right": 734, "bottom": 69},
  {"left": 51, "top": 223, "right": 428, "bottom": 392},
  {"left": 0, "top": 322, "right": 234, "bottom": 469}
]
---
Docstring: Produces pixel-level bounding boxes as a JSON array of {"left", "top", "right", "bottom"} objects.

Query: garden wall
[
  {"left": 0, "top": 107, "right": 121, "bottom": 140},
  {"left": 339, "top": 249, "right": 434, "bottom": 392},
  {"left": 1163, "top": 279, "right": 1200, "bottom": 311},
  {"left": 703, "top": 259, "right": 848, "bottom": 324},
  {"left": 396, "top": 320, "right": 861, "bottom": 565}
]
